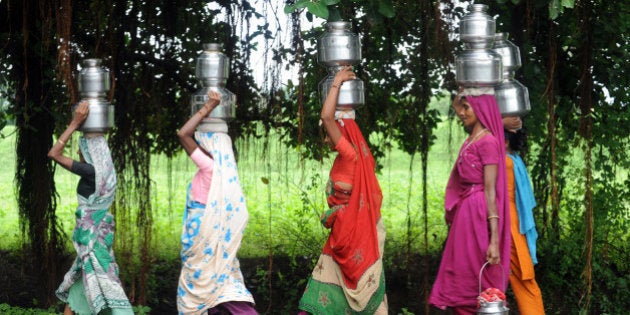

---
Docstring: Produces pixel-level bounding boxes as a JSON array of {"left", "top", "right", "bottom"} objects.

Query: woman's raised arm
[
  {"left": 320, "top": 66, "right": 356, "bottom": 146},
  {"left": 48, "top": 101, "right": 89, "bottom": 171},
  {"left": 177, "top": 91, "right": 221, "bottom": 156}
]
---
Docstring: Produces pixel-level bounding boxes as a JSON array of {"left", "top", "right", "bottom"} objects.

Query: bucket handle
[{"left": 478, "top": 261, "right": 506, "bottom": 294}]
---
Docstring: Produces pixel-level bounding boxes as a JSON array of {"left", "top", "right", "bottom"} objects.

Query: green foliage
[
  {"left": 249, "top": 263, "right": 308, "bottom": 314},
  {"left": 536, "top": 202, "right": 630, "bottom": 314},
  {"left": 398, "top": 307, "right": 415, "bottom": 315},
  {"left": 496, "top": 0, "right": 576, "bottom": 19},
  {"left": 0, "top": 83, "right": 12, "bottom": 136},
  {"left": 548, "top": 0, "right": 575, "bottom": 19},
  {"left": 0, "top": 303, "right": 152, "bottom": 315},
  {"left": 284, "top": 0, "right": 394, "bottom": 19},
  {"left": 132, "top": 305, "right": 152, "bottom": 315},
  {"left": 0, "top": 303, "right": 60, "bottom": 315}
]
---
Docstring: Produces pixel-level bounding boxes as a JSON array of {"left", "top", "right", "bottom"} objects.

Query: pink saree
[{"left": 429, "top": 94, "right": 510, "bottom": 313}]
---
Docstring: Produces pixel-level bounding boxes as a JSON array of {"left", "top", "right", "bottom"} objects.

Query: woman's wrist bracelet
[
  {"left": 57, "top": 139, "right": 65, "bottom": 146},
  {"left": 487, "top": 215, "right": 500, "bottom": 220},
  {"left": 331, "top": 83, "right": 340, "bottom": 89}
]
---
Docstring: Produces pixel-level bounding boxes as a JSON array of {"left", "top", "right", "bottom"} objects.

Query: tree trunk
[{"left": 8, "top": 0, "right": 66, "bottom": 306}]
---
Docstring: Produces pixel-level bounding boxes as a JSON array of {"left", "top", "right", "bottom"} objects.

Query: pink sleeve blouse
[{"left": 190, "top": 147, "right": 214, "bottom": 204}]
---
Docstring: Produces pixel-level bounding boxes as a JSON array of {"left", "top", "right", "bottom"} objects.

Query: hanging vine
[
  {"left": 544, "top": 20, "right": 560, "bottom": 238},
  {"left": 575, "top": 0, "right": 595, "bottom": 310}
]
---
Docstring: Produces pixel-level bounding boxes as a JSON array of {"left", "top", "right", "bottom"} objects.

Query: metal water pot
[
  {"left": 196, "top": 43, "right": 230, "bottom": 87},
  {"left": 190, "top": 86, "right": 236, "bottom": 121},
  {"left": 460, "top": 4, "right": 496, "bottom": 49},
  {"left": 192, "top": 43, "right": 235, "bottom": 121},
  {"left": 75, "top": 58, "right": 114, "bottom": 133},
  {"left": 494, "top": 79, "right": 531, "bottom": 116},
  {"left": 478, "top": 301, "right": 510, "bottom": 315},
  {"left": 73, "top": 99, "right": 115, "bottom": 133},
  {"left": 319, "top": 70, "right": 365, "bottom": 109},
  {"left": 317, "top": 21, "right": 362, "bottom": 67},
  {"left": 78, "top": 59, "right": 110, "bottom": 99},
  {"left": 492, "top": 33, "right": 521, "bottom": 79},
  {"left": 455, "top": 49, "right": 503, "bottom": 87},
  {"left": 477, "top": 262, "right": 510, "bottom": 315}
]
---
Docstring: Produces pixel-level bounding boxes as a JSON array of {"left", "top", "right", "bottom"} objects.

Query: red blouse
[{"left": 326, "top": 136, "right": 357, "bottom": 207}]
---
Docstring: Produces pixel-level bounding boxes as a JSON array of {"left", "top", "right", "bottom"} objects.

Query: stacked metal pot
[
  {"left": 317, "top": 21, "right": 364, "bottom": 109},
  {"left": 75, "top": 58, "right": 114, "bottom": 133},
  {"left": 492, "top": 33, "right": 530, "bottom": 116},
  {"left": 191, "top": 43, "right": 236, "bottom": 130},
  {"left": 456, "top": 4, "right": 530, "bottom": 116},
  {"left": 456, "top": 4, "right": 503, "bottom": 87}
]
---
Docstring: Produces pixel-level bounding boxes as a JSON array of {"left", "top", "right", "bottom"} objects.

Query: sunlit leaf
[
  {"left": 284, "top": 4, "right": 296, "bottom": 14},
  {"left": 548, "top": 0, "right": 560, "bottom": 20},
  {"left": 296, "top": 0, "right": 312, "bottom": 9},
  {"left": 284, "top": 0, "right": 311, "bottom": 14},
  {"left": 562, "top": 0, "right": 575, "bottom": 8},
  {"left": 306, "top": 1, "right": 329, "bottom": 19}
]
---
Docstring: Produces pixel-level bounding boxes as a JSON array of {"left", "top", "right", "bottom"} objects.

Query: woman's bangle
[
  {"left": 487, "top": 215, "right": 500, "bottom": 220},
  {"left": 57, "top": 139, "right": 65, "bottom": 146},
  {"left": 331, "top": 84, "right": 340, "bottom": 89}
]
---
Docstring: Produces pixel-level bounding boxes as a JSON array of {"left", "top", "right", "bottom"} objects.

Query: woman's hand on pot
[
  {"left": 72, "top": 101, "right": 90, "bottom": 126},
  {"left": 205, "top": 91, "right": 222, "bottom": 109},
  {"left": 333, "top": 66, "right": 356, "bottom": 86},
  {"left": 502, "top": 116, "right": 522, "bottom": 132}
]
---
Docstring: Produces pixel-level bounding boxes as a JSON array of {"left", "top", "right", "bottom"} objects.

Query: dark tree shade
[{"left": 0, "top": 0, "right": 68, "bottom": 304}]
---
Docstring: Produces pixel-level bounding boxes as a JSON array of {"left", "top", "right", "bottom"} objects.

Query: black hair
[{"left": 504, "top": 128, "right": 528, "bottom": 153}]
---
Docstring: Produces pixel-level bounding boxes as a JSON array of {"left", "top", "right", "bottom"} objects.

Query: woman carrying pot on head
[
  {"left": 428, "top": 88, "right": 511, "bottom": 314},
  {"left": 298, "top": 66, "right": 388, "bottom": 314},
  {"left": 176, "top": 91, "right": 257, "bottom": 315},
  {"left": 48, "top": 101, "right": 133, "bottom": 315},
  {"left": 502, "top": 119, "right": 545, "bottom": 315}
]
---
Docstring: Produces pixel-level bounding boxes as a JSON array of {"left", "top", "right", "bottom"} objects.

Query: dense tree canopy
[{"left": 1, "top": 0, "right": 628, "bottom": 313}]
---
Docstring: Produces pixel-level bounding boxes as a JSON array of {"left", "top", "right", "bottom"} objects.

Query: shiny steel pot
[
  {"left": 455, "top": 49, "right": 503, "bottom": 87},
  {"left": 78, "top": 59, "right": 110, "bottom": 99},
  {"left": 460, "top": 4, "right": 496, "bottom": 49},
  {"left": 492, "top": 33, "right": 521, "bottom": 78},
  {"left": 317, "top": 21, "right": 361, "bottom": 67},
  {"left": 478, "top": 301, "right": 509, "bottom": 315},
  {"left": 192, "top": 43, "right": 235, "bottom": 121},
  {"left": 76, "top": 58, "right": 114, "bottom": 132},
  {"left": 73, "top": 99, "right": 114, "bottom": 133},
  {"left": 319, "top": 73, "right": 365, "bottom": 109},
  {"left": 494, "top": 79, "right": 530, "bottom": 116},
  {"left": 477, "top": 262, "right": 510, "bottom": 315},
  {"left": 196, "top": 43, "right": 230, "bottom": 87},
  {"left": 190, "top": 86, "right": 236, "bottom": 121}
]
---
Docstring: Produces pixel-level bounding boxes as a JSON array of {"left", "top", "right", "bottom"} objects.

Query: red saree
[{"left": 299, "top": 118, "right": 387, "bottom": 314}]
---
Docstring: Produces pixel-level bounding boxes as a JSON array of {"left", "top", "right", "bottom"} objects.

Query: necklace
[
  {"left": 459, "top": 128, "right": 488, "bottom": 163},
  {"left": 468, "top": 128, "right": 488, "bottom": 143}
]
